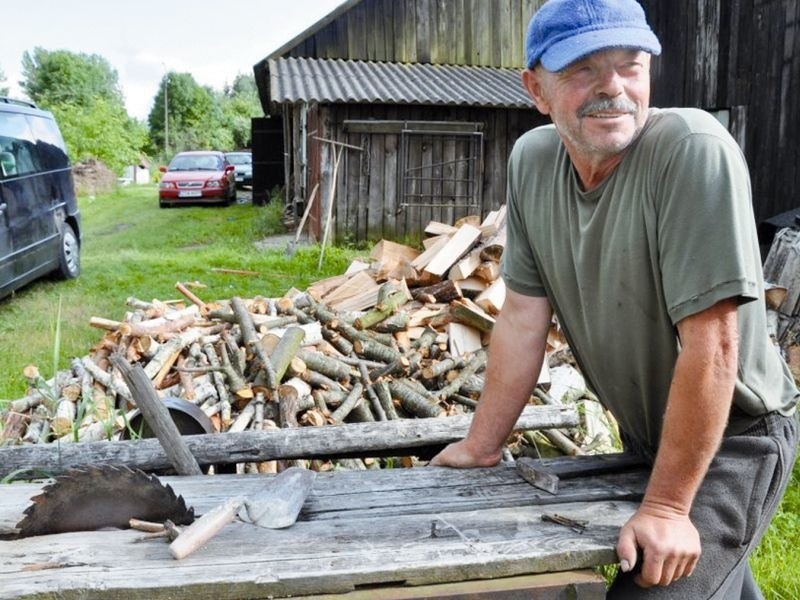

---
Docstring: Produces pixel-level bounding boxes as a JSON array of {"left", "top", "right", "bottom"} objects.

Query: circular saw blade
[{"left": 15, "top": 465, "right": 195, "bottom": 538}]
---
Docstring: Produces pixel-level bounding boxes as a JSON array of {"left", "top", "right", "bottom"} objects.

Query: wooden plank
[
  {"left": 288, "top": 571, "right": 607, "bottom": 599},
  {"left": 383, "top": 107, "right": 400, "bottom": 240},
  {"left": 0, "top": 494, "right": 640, "bottom": 599},
  {"left": 415, "top": 0, "right": 432, "bottom": 63},
  {"left": 366, "top": 132, "right": 385, "bottom": 240},
  {"left": 0, "top": 406, "right": 581, "bottom": 480},
  {"left": 424, "top": 224, "right": 482, "bottom": 277}
]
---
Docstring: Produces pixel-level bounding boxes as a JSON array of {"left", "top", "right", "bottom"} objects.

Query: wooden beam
[{"left": 0, "top": 405, "right": 580, "bottom": 477}]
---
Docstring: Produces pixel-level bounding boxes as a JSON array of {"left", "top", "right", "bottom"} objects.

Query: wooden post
[{"left": 110, "top": 355, "right": 203, "bottom": 476}]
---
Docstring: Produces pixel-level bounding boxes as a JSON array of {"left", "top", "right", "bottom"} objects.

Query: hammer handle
[{"left": 169, "top": 497, "right": 244, "bottom": 560}]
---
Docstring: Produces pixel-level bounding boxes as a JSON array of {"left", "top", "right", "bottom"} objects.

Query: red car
[{"left": 158, "top": 151, "right": 237, "bottom": 207}]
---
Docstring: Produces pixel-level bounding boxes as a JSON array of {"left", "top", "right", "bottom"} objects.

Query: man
[{"left": 430, "top": 0, "right": 799, "bottom": 597}]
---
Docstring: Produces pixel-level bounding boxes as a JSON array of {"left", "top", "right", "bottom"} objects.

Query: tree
[
  {"left": 19, "top": 48, "right": 149, "bottom": 174},
  {"left": 51, "top": 99, "right": 148, "bottom": 174},
  {"left": 0, "top": 66, "right": 8, "bottom": 97},
  {"left": 219, "top": 73, "right": 263, "bottom": 149},
  {"left": 21, "top": 48, "right": 123, "bottom": 107},
  {"left": 149, "top": 72, "right": 233, "bottom": 158}
]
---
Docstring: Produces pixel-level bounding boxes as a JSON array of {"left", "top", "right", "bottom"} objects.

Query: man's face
[{"left": 524, "top": 49, "right": 652, "bottom": 161}]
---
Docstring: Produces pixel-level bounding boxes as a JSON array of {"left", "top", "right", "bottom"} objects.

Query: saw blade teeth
[{"left": 15, "top": 463, "right": 197, "bottom": 537}]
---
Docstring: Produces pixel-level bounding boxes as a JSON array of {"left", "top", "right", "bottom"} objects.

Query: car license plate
[{"left": 178, "top": 190, "right": 202, "bottom": 198}]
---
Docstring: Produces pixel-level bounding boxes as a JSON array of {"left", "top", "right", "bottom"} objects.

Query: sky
[{"left": 0, "top": 0, "right": 346, "bottom": 120}]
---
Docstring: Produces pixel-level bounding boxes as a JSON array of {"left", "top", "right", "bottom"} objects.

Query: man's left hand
[{"left": 616, "top": 502, "right": 701, "bottom": 587}]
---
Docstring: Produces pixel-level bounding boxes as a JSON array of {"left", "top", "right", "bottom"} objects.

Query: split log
[
  {"left": 475, "top": 278, "right": 506, "bottom": 315},
  {"left": 447, "top": 247, "right": 483, "bottom": 281},
  {"left": 424, "top": 221, "right": 458, "bottom": 236},
  {"left": 447, "top": 322, "right": 483, "bottom": 357},
  {"left": 480, "top": 227, "right": 507, "bottom": 262},
  {"left": 473, "top": 261, "right": 500, "bottom": 283},
  {"left": 424, "top": 224, "right": 482, "bottom": 277},
  {"left": 411, "top": 235, "right": 450, "bottom": 270},
  {"left": 450, "top": 298, "right": 496, "bottom": 333}
]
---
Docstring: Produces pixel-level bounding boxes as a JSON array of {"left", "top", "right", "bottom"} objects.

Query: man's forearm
[
  {"left": 644, "top": 300, "right": 739, "bottom": 514},
  {"left": 461, "top": 293, "right": 552, "bottom": 460}
]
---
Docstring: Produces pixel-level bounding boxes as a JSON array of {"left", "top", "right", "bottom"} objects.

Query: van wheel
[{"left": 56, "top": 223, "right": 80, "bottom": 279}]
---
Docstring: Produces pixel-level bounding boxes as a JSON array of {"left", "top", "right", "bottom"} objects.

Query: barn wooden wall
[
  {"left": 300, "top": 104, "right": 544, "bottom": 243},
  {"left": 286, "top": 0, "right": 543, "bottom": 68},
  {"left": 643, "top": 0, "right": 800, "bottom": 223}
]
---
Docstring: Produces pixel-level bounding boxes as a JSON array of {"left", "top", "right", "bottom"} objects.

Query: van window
[
  {"left": 28, "top": 114, "right": 69, "bottom": 171},
  {"left": 0, "top": 111, "right": 40, "bottom": 177}
]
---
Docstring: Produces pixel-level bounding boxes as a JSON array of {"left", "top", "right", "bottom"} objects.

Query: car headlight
[
  {"left": 159, "top": 181, "right": 176, "bottom": 189},
  {"left": 205, "top": 179, "right": 223, "bottom": 189}
]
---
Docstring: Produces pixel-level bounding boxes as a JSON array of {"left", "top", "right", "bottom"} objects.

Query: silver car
[{"left": 224, "top": 151, "right": 252, "bottom": 188}]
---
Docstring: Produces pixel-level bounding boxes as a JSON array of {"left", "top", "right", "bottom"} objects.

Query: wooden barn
[
  {"left": 253, "top": 0, "right": 546, "bottom": 243},
  {"left": 253, "top": 0, "right": 800, "bottom": 244}
]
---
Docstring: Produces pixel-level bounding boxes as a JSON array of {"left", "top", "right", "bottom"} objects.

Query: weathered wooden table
[{"left": 0, "top": 455, "right": 647, "bottom": 599}]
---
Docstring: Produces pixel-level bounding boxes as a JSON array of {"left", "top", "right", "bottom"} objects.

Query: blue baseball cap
[{"left": 525, "top": 0, "right": 661, "bottom": 71}]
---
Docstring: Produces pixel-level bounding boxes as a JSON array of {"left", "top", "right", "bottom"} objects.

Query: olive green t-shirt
[{"left": 501, "top": 107, "right": 798, "bottom": 456}]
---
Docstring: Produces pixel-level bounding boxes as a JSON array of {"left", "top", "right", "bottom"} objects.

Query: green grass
[
  {"left": 751, "top": 463, "right": 800, "bottom": 598},
  {"left": 0, "top": 184, "right": 361, "bottom": 398}
]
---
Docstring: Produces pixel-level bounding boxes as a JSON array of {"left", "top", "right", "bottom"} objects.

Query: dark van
[{"left": 0, "top": 97, "right": 80, "bottom": 299}]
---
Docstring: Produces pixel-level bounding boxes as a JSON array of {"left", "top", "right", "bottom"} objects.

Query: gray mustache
[{"left": 577, "top": 97, "right": 637, "bottom": 118}]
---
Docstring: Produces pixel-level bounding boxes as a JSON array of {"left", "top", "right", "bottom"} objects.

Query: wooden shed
[
  {"left": 254, "top": 0, "right": 800, "bottom": 243},
  {"left": 254, "top": 0, "right": 546, "bottom": 243}
]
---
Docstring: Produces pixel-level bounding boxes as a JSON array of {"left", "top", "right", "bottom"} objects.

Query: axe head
[
  {"left": 516, "top": 457, "right": 559, "bottom": 495},
  {"left": 239, "top": 467, "right": 316, "bottom": 529}
]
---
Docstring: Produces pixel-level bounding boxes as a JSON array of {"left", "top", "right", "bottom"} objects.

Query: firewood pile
[{"left": 1, "top": 208, "right": 618, "bottom": 467}]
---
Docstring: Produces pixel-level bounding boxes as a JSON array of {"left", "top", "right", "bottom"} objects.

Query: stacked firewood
[{"left": 0, "top": 208, "right": 615, "bottom": 462}]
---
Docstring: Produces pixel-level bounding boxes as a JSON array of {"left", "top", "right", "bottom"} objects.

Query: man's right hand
[{"left": 429, "top": 439, "right": 502, "bottom": 468}]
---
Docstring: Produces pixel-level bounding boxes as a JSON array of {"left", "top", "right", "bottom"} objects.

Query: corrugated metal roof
[{"left": 269, "top": 57, "right": 533, "bottom": 109}]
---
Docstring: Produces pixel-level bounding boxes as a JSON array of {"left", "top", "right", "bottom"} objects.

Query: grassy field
[
  {"left": 0, "top": 184, "right": 363, "bottom": 398},
  {"left": 0, "top": 185, "right": 798, "bottom": 597}
]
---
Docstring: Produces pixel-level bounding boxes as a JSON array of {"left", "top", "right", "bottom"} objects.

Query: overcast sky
[{"left": 0, "top": 0, "right": 346, "bottom": 120}]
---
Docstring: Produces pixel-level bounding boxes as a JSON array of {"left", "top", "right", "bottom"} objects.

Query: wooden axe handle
[{"left": 169, "top": 497, "right": 244, "bottom": 560}]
